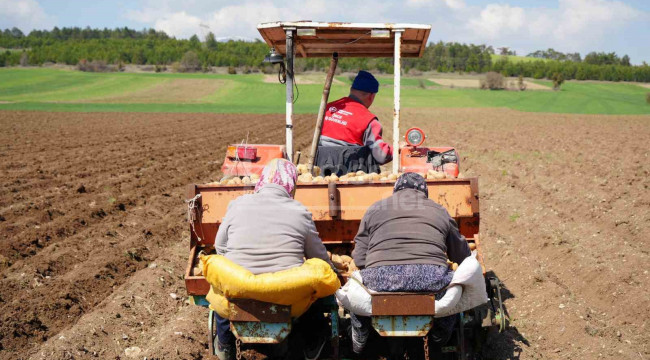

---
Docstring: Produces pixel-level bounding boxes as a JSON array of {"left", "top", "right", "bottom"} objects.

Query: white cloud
[
  {"left": 121, "top": 0, "right": 649, "bottom": 61},
  {"left": 126, "top": 0, "right": 386, "bottom": 39},
  {"left": 464, "top": 0, "right": 643, "bottom": 52},
  {"left": 467, "top": 4, "right": 525, "bottom": 39},
  {"left": 0, "top": 0, "right": 54, "bottom": 31},
  {"left": 154, "top": 11, "right": 202, "bottom": 39},
  {"left": 553, "top": 0, "right": 640, "bottom": 40},
  {"left": 406, "top": 0, "right": 464, "bottom": 9},
  {"left": 443, "top": 0, "right": 465, "bottom": 10}
]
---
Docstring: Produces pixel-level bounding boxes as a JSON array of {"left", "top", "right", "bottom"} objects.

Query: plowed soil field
[{"left": 0, "top": 109, "right": 648, "bottom": 360}]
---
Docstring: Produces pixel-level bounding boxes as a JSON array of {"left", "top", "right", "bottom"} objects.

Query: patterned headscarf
[
  {"left": 254, "top": 158, "right": 298, "bottom": 198},
  {"left": 393, "top": 172, "right": 428, "bottom": 197}
]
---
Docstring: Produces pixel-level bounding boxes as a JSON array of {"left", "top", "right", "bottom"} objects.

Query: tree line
[{"left": 1, "top": 26, "right": 648, "bottom": 82}]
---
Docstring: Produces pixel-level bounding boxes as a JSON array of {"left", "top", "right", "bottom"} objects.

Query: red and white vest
[{"left": 321, "top": 97, "right": 376, "bottom": 146}]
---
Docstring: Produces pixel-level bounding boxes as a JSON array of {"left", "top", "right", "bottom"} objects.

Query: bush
[
  {"left": 408, "top": 68, "right": 422, "bottom": 76},
  {"left": 19, "top": 52, "right": 28, "bottom": 67},
  {"left": 518, "top": 74, "right": 526, "bottom": 91},
  {"left": 227, "top": 66, "right": 237, "bottom": 74},
  {"left": 418, "top": 79, "right": 426, "bottom": 89},
  {"left": 78, "top": 59, "right": 115, "bottom": 72},
  {"left": 154, "top": 64, "right": 166, "bottom": 73},
  {"left": 480, "top": 71, "right": 505, "bottom": 90},
  {"left": 261, "top": 65, "right": 275, "bottom": 74},
  {"left": 180, "top": 51, "right": 200, "bottom": 72},
  {"left": 551, "top": 72, "right": 565, "bottom": 90}
]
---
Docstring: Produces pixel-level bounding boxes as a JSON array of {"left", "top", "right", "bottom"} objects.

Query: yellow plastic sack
[{"left": 201, "top": 254, "right": 340, "bottom": 318}]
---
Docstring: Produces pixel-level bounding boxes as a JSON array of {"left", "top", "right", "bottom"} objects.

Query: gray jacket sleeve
[
  {"left": 445, "top": 215, "right": 471, "bottom": 264},
  {"left": 352, "top": 209, "right": 372, "bottom": 268},
  {"left": 302, "top": 212, "right": 335, "bottom": 269}
]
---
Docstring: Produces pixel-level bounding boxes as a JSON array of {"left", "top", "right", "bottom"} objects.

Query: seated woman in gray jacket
[
  {"left": 350, "top": 172, "right": 471, "bottom": 355},
  {"left": 213, "top": 158, "right": 334, "bottom": 360}
]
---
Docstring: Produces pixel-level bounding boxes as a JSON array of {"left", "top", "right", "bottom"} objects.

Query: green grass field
[
  {"left": 0, "top": 68, "right": 648, "bottom": 115},
  {"left": 491, "top": 54, "right": 548, "bottom": 63}
]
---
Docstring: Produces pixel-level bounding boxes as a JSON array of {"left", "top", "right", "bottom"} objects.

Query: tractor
[{"left": 184, "top": 21, "right": 506, "bottom": 359}]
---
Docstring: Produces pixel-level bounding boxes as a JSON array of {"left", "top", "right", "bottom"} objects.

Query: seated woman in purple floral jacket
[{"left": 350, "top": 172, "right": 471, "bottom": 354}]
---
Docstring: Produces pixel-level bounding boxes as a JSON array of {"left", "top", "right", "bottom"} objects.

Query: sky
[{"left": 1, "top": 0, "right": 649, "bottom": 64}]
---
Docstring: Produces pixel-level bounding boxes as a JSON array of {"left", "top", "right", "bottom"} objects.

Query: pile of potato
[
  {"left": 206, "top": 167, "right": 462, "bottom": 186},
  {"left": 327, "top": 251, "right": 358, "bottom": 276},
  {"left": 296, "top": 168, "right": 460, "bottom": 184}
]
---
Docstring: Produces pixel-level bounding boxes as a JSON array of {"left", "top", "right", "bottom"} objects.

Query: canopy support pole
[
  {"left": 285, "top": 28, "right": 295, "bottom": 162},
  {"left": 392, "top": 30, "right": 403, "bottom": 174}
]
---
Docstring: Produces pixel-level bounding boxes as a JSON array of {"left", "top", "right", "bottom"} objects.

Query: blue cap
[{"left": 351, "top": 70, "right": 379, "bottom": 94}]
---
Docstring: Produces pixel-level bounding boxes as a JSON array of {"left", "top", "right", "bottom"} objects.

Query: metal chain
[
  {"left": 235, "top": 338, "right": 242, "bottom": 360},
  {"left": 423, "top": 335, "right": 430, "bottom": 360}
]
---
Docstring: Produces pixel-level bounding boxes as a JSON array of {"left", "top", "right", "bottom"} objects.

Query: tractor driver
[{"left": 316, "top": 70, "right": 393, "bottom": 176}]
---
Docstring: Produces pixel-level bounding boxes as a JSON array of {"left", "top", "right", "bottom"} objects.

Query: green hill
[{"left": 0, "top": 68, "right": 648, "bottom": 115}]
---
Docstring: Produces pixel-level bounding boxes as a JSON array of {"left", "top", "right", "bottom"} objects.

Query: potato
[
  {"left": 370, "top": 173, "right": 382, "bottom": 181},
  {"left": 339, "top": 176, "right": 349, "bottom": 182},
  {"left": 313, "top": 166, "right": 321, "bottom": 176},
  {"left": 340, "top": 255, "right": 352, "bottom": 264},
  {"left": 380, "top": 171, "right": 390, "bottom": 177},
  {"left": 355, "top": 170, "right": 366, "bottom": 176},
  {"left": 233, "top": 177, "right": 243, "bottom": 185},
  {"left": 327, "top": 251, "right": 332, "bottom": 258},
  {"left": 429, "top": 171, "right": 446, "bottom": 179},
  {"left": 380, "top": 176, "right": 389, "bottom": 181},
  {"left": 387, "top": 173, "right": 399, "bottom": 180},
  {"left": 296, "top": 164, "right": 308, "bottom": 174},
  {"left": 348, "top": 259, "right": 359, "bottom": 272},
  {"left": 193, "top": 266, "right": 203, "bottom": 276},
  {"left": 313, "top": 176, "right": 324, "bottom": 183},
  {"left": 331, "top": 254, "right": 346, "bottom": 270},
  {"left": 250, "top": 173, "right": 260, "bottom": 180},
  {"left": 348, "top": 176, "right": 358, "bottom": 182},
  {"left": 329, "top": 174, "right": 339, "bottom": 182},
  {"left": 242, "top": 176, "right": 252, "bottom": 184},
  {"left": 452, "top": 263, "right": 459, "bottom": 271},
  {"left": 469, "top": 243, "right": 477, "bottom": 251},
  {"left": 226, "top": 179, "right": 236, "bottom": 185}
]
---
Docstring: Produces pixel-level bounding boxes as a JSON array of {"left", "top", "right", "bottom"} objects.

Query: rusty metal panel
[
  {"left": 371, "top": 293, "right": 436, "bottom": 316},
  {"left": 230, "top": 321, "right": 291, "bottom": 344},
  {"left": 229, "top": 299, "right": 291, "bottom": 323},
  {"left": 196, "top": 179, "right": 476, "bottom": 223},
  {"left": 371, "top": 316, "right": 434, "bottom": 337},
  {"left": 315, "top": 220, "right": 359, "bottom": 243}
]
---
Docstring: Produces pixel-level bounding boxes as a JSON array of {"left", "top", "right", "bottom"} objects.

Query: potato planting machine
[{"left": 184, "top": 22, "right": 506, "bottom": 359}]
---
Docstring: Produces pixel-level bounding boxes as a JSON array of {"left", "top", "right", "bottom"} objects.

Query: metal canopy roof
[{"left": 258, "top": 21, "right": 431, "bottom": 58}]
